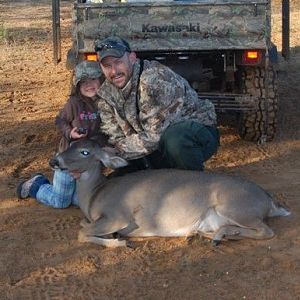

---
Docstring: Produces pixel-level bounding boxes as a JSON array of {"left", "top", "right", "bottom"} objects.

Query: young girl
[{"left": 17, "top": 60, "right": 107, "bottom": 208}]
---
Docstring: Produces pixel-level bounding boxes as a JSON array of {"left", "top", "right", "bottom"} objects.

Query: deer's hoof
[{"left": 211, "top": 239, "right": 221, "bottom": 246}]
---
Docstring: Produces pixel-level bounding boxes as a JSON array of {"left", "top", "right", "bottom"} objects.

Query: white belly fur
[
  {"left": 197, "top": 207, "right": 233, "bottom": 233},
  {"left": 128, "top": 208, "right": 235, "bottom": 237}
]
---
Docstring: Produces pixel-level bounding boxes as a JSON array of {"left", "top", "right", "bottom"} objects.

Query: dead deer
[{"left": 50, "top": 138, "right": 290, "bottom": 247}]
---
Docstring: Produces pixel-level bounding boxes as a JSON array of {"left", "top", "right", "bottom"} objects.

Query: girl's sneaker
[{"left": 16, "top": 174, "right": 50, "bottom": 199}]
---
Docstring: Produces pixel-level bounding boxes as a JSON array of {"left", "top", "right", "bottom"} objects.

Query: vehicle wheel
[
  {"left": 66, "top": 48, "right": 77, "bottom": 70},
  {"left": 238, "top": 66, "right": 278, "bottom": 142}
]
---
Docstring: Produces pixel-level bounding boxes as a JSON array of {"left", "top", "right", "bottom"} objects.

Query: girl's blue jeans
[{"left": 36, "top": 169, "right": 79, "bottom": 208}]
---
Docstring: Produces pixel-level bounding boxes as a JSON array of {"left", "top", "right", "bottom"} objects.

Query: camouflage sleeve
[
  {"left": 97, "top": 98, "right": 125, "bottom": 144},
  {"left": 115, "top": 66, "right": 186, "bottom": 159}
]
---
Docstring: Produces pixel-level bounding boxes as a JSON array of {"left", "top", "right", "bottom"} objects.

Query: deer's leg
[
  {"left": 211, "top": 222, "right": 274, "bottom": 245},
  {"left": 78, "top": 216, "right": 131, "bottom": 247},
  {"left": 80, "top": 216, "right": 129, "bottom": 236},
  {"left": 80, "top": 217, "right": 90, "bottom": 227},
  {"left": 78, "top": 229, "right": 127, "bottom": 247}
]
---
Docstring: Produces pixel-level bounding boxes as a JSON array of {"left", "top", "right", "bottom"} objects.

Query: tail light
[
  {"left": 242, "top": 50, "right": 262, "bottom": 65},
  {"left": 84, "top": 53, "right": 98, "bottom": 61}
]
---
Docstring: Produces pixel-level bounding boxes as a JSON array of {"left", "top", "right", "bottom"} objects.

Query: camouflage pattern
[
  {"left": 74, "top": 60, "right": 102, "bottom": 85},
  {"left": 95, "top": 36, "right": 131, "bottom": 61},
  {"left": 74, "top": 0, "right": 270, "bottom": 54},
  {"left": 97, "top": 59, "right": 216, "bottom": 160}
]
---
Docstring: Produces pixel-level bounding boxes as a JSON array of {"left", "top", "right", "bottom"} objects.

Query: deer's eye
[{"left": 80, "top": 150, "right": 90, "bottom": 156}]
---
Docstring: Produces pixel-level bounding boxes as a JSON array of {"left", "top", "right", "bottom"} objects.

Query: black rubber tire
[
  {"left": 66, "top": 48, "right": 78, "bottom": 70},
  {"left": 238, "top": 66, "right": 278, "bottom": 142}
]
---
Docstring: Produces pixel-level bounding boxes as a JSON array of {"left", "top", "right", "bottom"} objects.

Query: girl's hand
[{"left": 70, "top": 127, "right": 88, "bottom": 139}]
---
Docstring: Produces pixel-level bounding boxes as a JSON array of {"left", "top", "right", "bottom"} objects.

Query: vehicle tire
[
  {"left": 238, "top": 66, "right": 278, "bottom": 142},
  {"left": 66, "top": 48, "right": 77, "bottom": 70}
]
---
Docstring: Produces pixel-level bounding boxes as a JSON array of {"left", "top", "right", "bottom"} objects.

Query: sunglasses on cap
[{"left": 95, "top": 40, "right": 131, "bottom": 52}]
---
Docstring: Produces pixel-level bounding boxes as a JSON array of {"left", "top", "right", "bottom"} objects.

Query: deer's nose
[{"left": 49, "top": 158, "right": 59, "bottom": 168}]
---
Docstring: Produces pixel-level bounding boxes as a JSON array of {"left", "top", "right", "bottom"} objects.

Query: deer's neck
[{"left": 76, "top": 164, "right": 107, "bottom": 220}]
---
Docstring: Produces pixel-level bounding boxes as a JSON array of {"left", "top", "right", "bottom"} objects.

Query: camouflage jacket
[{"left": 97, "top": 59, "right": 217, "bottom": 160}]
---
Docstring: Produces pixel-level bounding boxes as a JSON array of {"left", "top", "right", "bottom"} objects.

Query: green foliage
[{"left": 0, "top": 21, "right": 8, "bottom": 42}]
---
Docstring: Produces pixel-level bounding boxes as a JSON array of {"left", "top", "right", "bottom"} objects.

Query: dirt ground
[{"left": 0, "top": 0, "right": 299, "bottom": 299}]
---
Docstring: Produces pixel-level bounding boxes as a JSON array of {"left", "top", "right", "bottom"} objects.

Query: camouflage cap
[
  {"left": 95, "top": 36, "right": 131, "bottom": 62},
  {"left": 74, "top": 60, "right": 102, "bottom": 86}
]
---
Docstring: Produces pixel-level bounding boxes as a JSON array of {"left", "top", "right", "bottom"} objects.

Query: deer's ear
[
  {"left": 95, "top": 149, "right": 128, "bottom": 169},
  {"left": 104, "top": 156, "right": 128, "bottom": 169}
]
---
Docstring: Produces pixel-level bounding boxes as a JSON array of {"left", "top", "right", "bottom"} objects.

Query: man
[{"left": 95, "top": 36, "right": 219, "bottom": 171}]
